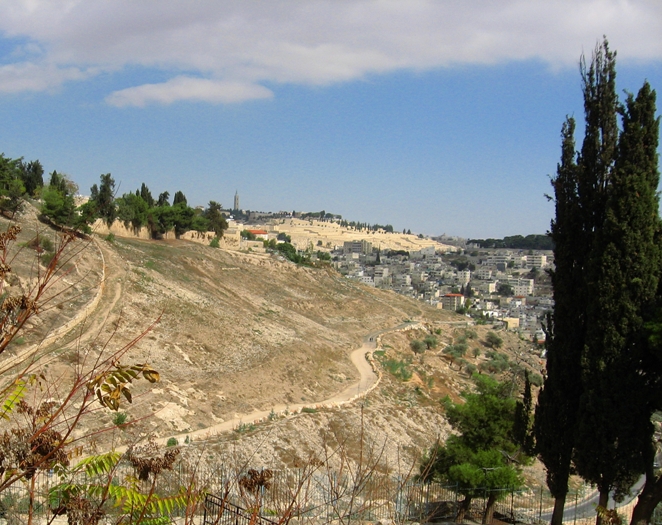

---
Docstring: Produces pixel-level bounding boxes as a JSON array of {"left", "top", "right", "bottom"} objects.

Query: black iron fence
[
  {"left": 199, "top": 469, "right": 620, "bottom": 525},
  {"left": 0, "top": 459, "right": 642, "bottom": 524},
  {"left": 204, "top": 496, "right": 280, "bottom": 525}
]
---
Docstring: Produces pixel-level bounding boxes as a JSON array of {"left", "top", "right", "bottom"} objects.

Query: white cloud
[
  {"left": 0, "top": 61, "right": 88, "bottom": 93},
  {"left": 105, "top": 77, "right": 273, "bottom": 107},
  {"left": 0, "top": 0, "right": 660, "bottom": 103}
]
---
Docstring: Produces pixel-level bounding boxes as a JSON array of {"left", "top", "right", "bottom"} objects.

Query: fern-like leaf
[
  {"left": 87, "top": 363, "right": 159, "bottom": 411},
  {"left": 0, "top": 374, "right": 38, "bottom": 419},
  {"left": 80, "top": 452, "right": 121, "bottom": 477}
]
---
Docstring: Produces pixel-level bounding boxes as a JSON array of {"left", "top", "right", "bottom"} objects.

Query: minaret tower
[{"left": 234, "top": 190, "right": 239, "bottom": 210}]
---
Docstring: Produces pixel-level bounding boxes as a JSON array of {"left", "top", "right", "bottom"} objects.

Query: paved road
[{"left": 540, "top": 477, "right": 645, "bottom": 522}]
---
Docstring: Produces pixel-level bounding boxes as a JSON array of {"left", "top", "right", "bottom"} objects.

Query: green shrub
[
  {"left": 105, "top": 233, "right": 115, "bottom": 243},
  {"left": 529, "top": 373, "right": 543, "bottom": 387},
  {"left": 276, "top": 242, "right": 302, "bottom": 263},
  {"left": 479, "top": 352, "right": 510, "bottom": 373},
  {"left": 301, "top": 407, "right": 317, "bottom": 414},
  {"left": 444, "top": 344, "right": 467, "bottom": 359},
  {"left": 380, "top": 357, "right": 413, "bottom": 381},
  {"left": 210, "top": 236, "right": 220, "bottom": 248},
  {"left": 112, "top": 412, "right": 128, "bottom": 427},
  {"left": 27, "top": 235, "right": 55, "bottom": 253},
  {"left": 456, "top": 342, "right": 469, "bottom": 354},
  {"left": 40, "top": 237, "right": 54, "bottom": 252},
  {"left": 410, "top": 340, "right": 425, "bottom": 354},
  {"left": 41, "top": 252, "right": 56, "bottom": 268},
  {"left": 235, "top": 423, "right": 256, "bottom": 434},
  {"left": 166, "top": 437, "right": 178, "bottom": 447},
  {"left": 485, "top": 331, "right": 503, "bottom": 348}
]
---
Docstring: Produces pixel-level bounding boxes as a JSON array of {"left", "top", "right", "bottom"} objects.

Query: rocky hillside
[{"left": 0, "top": 207, "right": 545, "bottom": 474}]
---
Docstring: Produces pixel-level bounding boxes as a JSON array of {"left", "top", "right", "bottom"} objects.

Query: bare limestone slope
[{"left": 0, "top": 211, "right": 544, "bottom": 472}]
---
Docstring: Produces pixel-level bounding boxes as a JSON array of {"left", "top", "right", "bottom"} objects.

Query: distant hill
[{"left": 468, "top": 234, "right": 553, "bottom": 250}]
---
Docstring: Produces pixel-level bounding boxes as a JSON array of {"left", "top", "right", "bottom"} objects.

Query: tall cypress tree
[
  {"left": 513, "top": 371, "right": 534, "bottom": 456},
  {"left": 535, "top": 40, "right": 662, "bottom": 525},
  {"left": 571, "top": 40, "right": 632, "bottom": 514},
  {"left": 20, "top": 159, "right": 43, "bottom": 196},
  {"left": 617, "top": 83, "right": 662, "bottom": 525},
  {"left": 140, "top": 183, "right": 154, "bottom": 207},
  {"left": 90, "top": 173, "right": 116, "bottom": 227},
  {"left": 574, "top": 54, "right": 662, "bottom": 520},
  {"left": 173, "top": 190, "right": 187, "bottom": 206},
  {"left": 535, "top": 117, "right": 585, "bottom": 525}
]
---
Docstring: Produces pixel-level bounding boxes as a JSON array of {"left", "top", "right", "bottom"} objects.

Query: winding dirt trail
[
  {"left": 0, "top": 234, "right": 137, "bottom": 376},
  {"left": 0, "top": 231, "right": 424, "bottom": 449},
  {"left": 72, "top": 239, "right": 126, "bottom": 347},
  {"left": 167, "top": 341, "right": 379, "bottom": 445},
  {"left": 149, "top": 322, "right": 422, "bottom": 447}
]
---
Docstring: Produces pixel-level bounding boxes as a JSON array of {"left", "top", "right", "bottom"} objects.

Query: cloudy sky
[{"left": 1, "top": 1, "right": 661, "bottom": 238}]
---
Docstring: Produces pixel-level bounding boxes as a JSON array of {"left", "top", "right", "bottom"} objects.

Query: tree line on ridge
[{"left": 0, "top": 161, "right": 228, "bottom": 240}]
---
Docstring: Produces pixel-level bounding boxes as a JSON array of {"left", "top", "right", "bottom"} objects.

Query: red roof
[
  {"left": 247, "top": 229, "right": 269, "bottom": 235},
  {"left": 445, "top": 293, "right": 463, "bottom": 297}
]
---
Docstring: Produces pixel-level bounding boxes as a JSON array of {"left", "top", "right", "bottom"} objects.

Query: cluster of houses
[
  {"left": 335, "top": 240, "right": 553, "bottom": 342},
  {"left": 222, "top": 218, "right": 553, "bottom": 343}
]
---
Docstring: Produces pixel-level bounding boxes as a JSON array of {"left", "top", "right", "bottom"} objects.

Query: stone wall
[
  {"left": 92, "top": 218, "right": 152, "bottom": 240},
  {"left": 91, "top": 219, "right": 242, "bottom": 249},
  {"left": 180, "top": 229, "right": 241, "bottom": 250}
]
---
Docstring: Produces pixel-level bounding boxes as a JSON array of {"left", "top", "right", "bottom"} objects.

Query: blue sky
[{"left": 0, "top": 1, "right": 661, "bottom": 238}]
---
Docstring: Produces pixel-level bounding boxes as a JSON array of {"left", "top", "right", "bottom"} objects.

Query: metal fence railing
[
  {"left": 203, "top": 496, "right": 280, "bottom": 525},
  {"left": 0, "top": 458, "right": 648, "bottom": 525}
]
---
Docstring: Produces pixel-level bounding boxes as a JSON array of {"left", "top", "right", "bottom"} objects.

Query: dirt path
[
  {"left": 0, "top": 237, "right": 130, "bottom": 374},
  {"left": 0, "top": 231, "right": 426, "bottom": 450},
  {"left": 170, "top": 342, "right": 378, "bottom": 444},
  {"left": 69, "top": 238, "right": 127, "bottom": 347},
  {"left": 149, "top": 322, "right": 424, "bottom": 447}
]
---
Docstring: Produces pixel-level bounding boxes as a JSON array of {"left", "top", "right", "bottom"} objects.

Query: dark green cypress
[
  {"left": 91, "top": 173, "right": 116, "bottom": 226},
  {"left": 535, "top": 39, "right": 662, "bottom": 525},
  {"left": 513, "top": 371, "right": 534, "bottom": 456},
  {"left": 574, "top": 59, "right": 662, "bottom": 520},
  {"left": 616, "top": 83, "right": 662, "bottom": 525},
  {"left": 20, "top": 159, "right": 43, "bottom": 196},
  {"left": 140, "top": 183, "right": 154, "bottom": 207},
  {"left": 535, "top": 37, "right": 662, "bottom": 523},
  {"left": 534, "top": 116, "right": 584, "bottom": 525},
  {"left": 571, "top": 39, "right": 627, "bottom": 513},
  {"left": 173, "top": 190, "right": 187, "bottom": 206}
]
